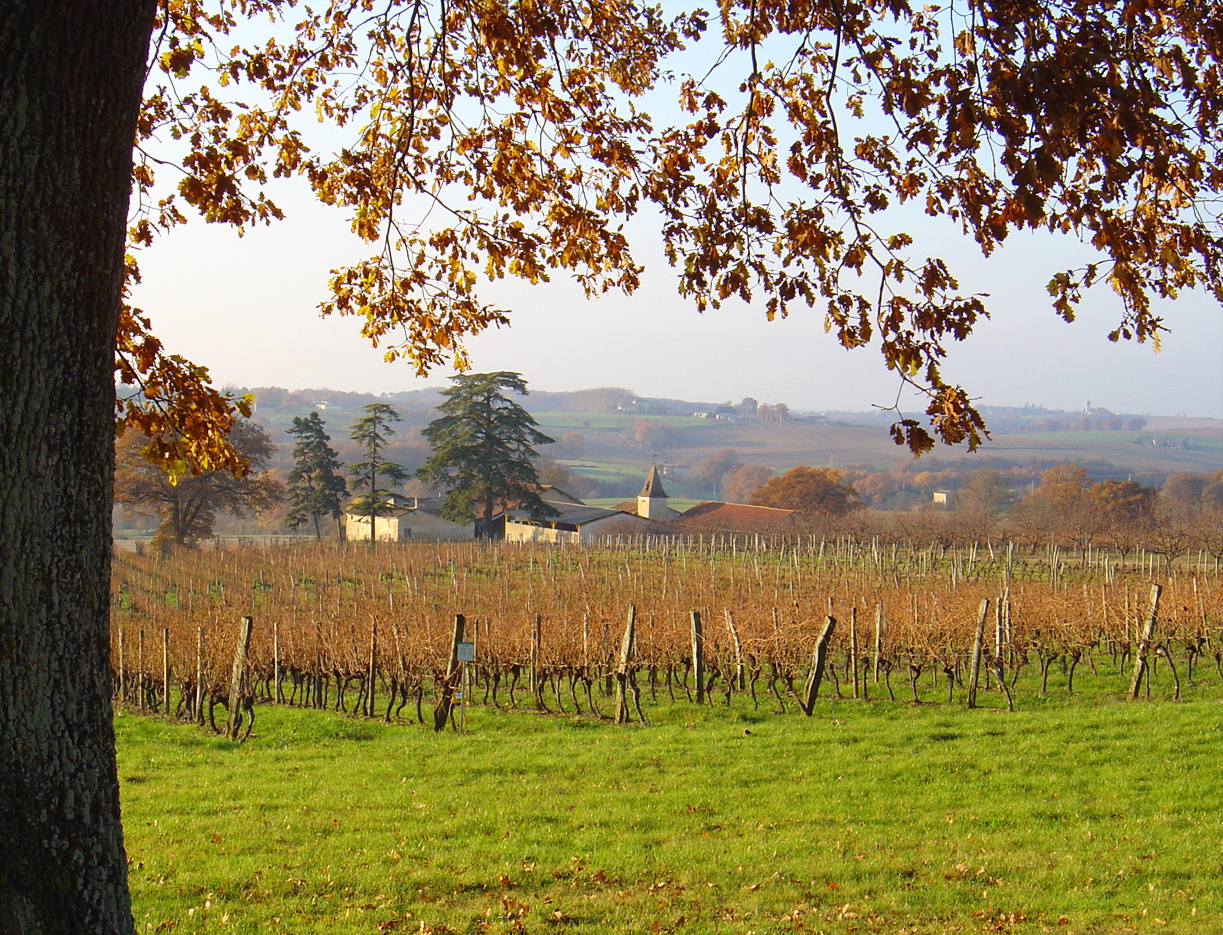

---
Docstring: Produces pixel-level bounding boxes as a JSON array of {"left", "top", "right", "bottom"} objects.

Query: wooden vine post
[
  {"left": 433, "top": 614, "right": 465, "bottom": 732},
  {"left": 602, "top": 622, "right": 612, "bottom": 695},
  {"left": 873, "top": 602, "right": 884, "bottom": 683},
  {"left": 993, "top": 594, "right": 1003, "bottom": 670},
  {"left": 161, "top": 627, "right": 170, "bottom": 714},
  {"left": 273, "top": 616, "right": 282, "bottom": 704},
  {"left": 117, "top": 624, "right": 126, "bottom": 704},
  {"left": 313, "top": 619, "right": 324, "bottom": 709},
  {"left": 195, "top": 626, "right": 204, "bottom": 725},
  {"left": 690, "top": 610, "right": 704, "bottom": 703},
  {"left": 614, "top": 604, "right": 637, "bottom": 724},
  {"left": 799, "top": 616, "right": 837, "bottom": 716},
  {"left": 1129, "top": 584, "right": 1163, "bottom": 700},
  {"left": 582, "top": 611, "right": 589, "bottom": 669},
  {"left": 367, "top": 617, "right": 377, "bottom": 718},
  {"left": 227, "top": 616, "right": 253, "bottom": 740},
  {"left": 967, "top": 599, "right": 990, "bottom": 709},
  {"left": 531, "top": 612, "right": 542, "bottom": 709},
  {"left": 849, "top": 606, "right": 859, "bottom": 699},
  {"left": 724, "top": 608, "right": 744, "bottom": 690}
]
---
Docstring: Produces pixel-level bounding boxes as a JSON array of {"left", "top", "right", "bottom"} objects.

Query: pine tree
[
  {"left": 418, "top": 372, "right": 556, "bottom": 537},
  {"left": 348, "top": 403, "right": 410, "bottom": 545},
  {"left": 285, "top": 412, "right": 348, "bottom": 541}
]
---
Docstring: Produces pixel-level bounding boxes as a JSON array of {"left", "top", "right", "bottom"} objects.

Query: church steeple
[
  {"left": 639, "top": 464, "right": 669, "bottom": 500},
  {"left": 637, "top": 465, "right": 671, "bottom": 520}
]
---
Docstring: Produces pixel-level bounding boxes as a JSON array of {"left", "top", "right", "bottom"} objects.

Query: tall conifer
[
  {"left": 349, "top": 403, "right": 410, "bottom": 546},
  {"left": 286, "top": 412, "right": 348, "bottom": 541},
  {"left": 418, "top": 372, "right": 556, "bottom": 537}
]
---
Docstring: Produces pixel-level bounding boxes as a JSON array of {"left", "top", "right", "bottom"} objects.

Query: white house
[
  {"left": 342, "top": 496, "right": 473, "bottom": 542},
  {"left": 501, "top": 500, "right": 657, "bottom": 544}
]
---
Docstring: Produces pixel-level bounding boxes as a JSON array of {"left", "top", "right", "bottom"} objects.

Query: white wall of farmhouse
[{"left": 343, "top": 510, "right": 472, "bottom": 542}]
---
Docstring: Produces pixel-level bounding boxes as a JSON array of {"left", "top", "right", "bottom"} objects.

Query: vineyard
[{"left": 109, "top": 537, "right": 1223, "bottom": 733}]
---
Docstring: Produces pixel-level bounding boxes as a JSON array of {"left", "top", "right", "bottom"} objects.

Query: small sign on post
[{"left": 457, "top": 641, "right": 475, "bottom": 733}]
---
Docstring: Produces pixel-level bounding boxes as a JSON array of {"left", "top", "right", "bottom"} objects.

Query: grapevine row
[{"left": 109, "top": 538, "right": 1222, "bottom": 730}]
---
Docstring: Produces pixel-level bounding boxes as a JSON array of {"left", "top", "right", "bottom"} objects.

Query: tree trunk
[
  {"left": 368, "top": 468, "right": 378, "bottom": 547},
  {"left": 1, "top": 4, "right": 156, "bottom": 932},
  {"left": 482, "top": 492, "right": 495, "bottom": 540}
]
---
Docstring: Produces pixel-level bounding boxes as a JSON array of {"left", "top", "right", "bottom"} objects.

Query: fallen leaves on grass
[{"left": 971, "top": 907, "right": 1029, "bottom": 930}]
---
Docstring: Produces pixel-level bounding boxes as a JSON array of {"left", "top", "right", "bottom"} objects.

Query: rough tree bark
[{"left": 1, "top": 3, "right": 157, "bottom": 932}]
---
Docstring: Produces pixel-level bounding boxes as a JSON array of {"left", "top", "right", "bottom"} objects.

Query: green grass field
[
  {"left": 533, "top": 413, "right": 714, "bottom": 431},
  {"left": 118, "top": 671, "right": 1223, "bottom": 935},
  {"left": 977, "top": 432, "right": 1221, "bottom": 477}
]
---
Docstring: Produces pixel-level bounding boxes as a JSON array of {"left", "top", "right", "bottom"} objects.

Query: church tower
[{"left": 637, "top": 465, "right": 672, "bottom": 520}]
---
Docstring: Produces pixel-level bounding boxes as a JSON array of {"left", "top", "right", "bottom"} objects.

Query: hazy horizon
[
  {"left": 132, "top": 178, "right": 1223, "bottom": 422},
  {"left": 233, "top": 379, "right": 1219, "bottom": 423}
]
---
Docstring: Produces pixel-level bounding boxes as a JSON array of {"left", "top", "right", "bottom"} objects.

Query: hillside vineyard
[{"left": 110, "top": 537, "right": 1221, "bottom": 729}]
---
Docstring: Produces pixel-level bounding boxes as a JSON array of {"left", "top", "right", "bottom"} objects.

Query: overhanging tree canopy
[{"left": 121, "top": 0, "right": 1223, "bottom": 457}]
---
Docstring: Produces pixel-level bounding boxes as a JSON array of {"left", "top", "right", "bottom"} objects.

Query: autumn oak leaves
[{"left": 121, "top": 0, "right": 1222, "bottom": 469}]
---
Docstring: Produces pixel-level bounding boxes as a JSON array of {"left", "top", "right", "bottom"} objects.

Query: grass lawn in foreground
[{"left": 117, "top": 676, "right": 1223, "bottom": 934}]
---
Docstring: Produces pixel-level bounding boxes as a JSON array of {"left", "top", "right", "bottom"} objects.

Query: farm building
[
  {"left": 473, "top": 484, "right": 595, "bottom": 536},
  {"left": 531, "top": 485, "right": 586, "bottom": 507},
  {"left": 498, "top": 486, "right": 662, "bottom": 543},
  {"left": 342, "top": 496, "right": 473, "bottom": 542},
  {"left": 501, "top": 500, "right": 655, "bottom": 544}
]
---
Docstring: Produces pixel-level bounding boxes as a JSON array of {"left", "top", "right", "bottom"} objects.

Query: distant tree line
[
  {"left": 115, "top": 374, "right": 560, "bottom": 547},
  {"left": 1017, "top": 415, "right": 1147, "bottom": 433},
  {"left": 114, "top": 380, "right": 1216, "bottom": 556},
  {"left": 644, "top": 447, "right": 1221, "bottom": 559}
]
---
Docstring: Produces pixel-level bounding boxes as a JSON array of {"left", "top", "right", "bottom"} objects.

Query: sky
[
  {"left": 131, "top": 183, "right": 1223, "bottom": 420},
  {"left": 130, "top": 13, "right": 1223, "bottom": 423}
]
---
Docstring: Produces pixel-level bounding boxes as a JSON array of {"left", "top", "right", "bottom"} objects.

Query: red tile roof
[{"left": 675, "top": 501, "right": 798, "bottom": 534}]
